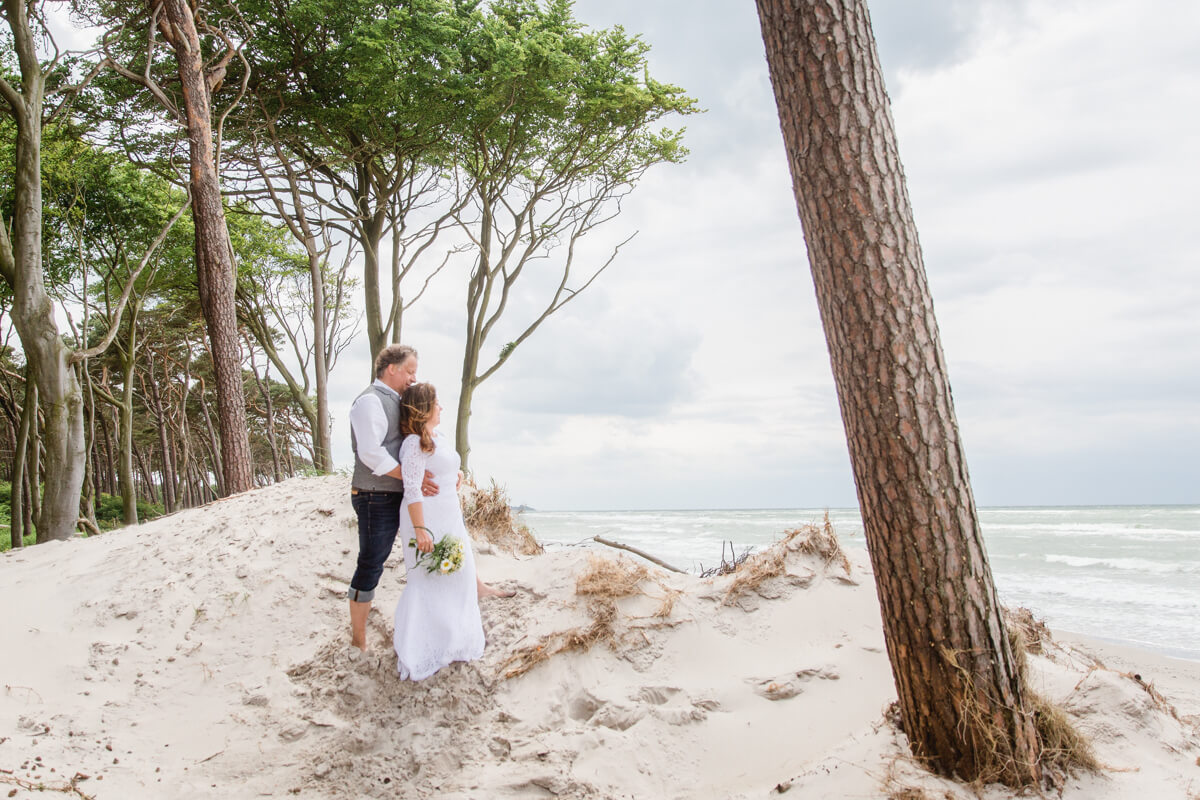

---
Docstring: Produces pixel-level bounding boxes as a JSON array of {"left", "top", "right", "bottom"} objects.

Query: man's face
[{"left": 385, "top": 356, "right": 418, "bottom": 392}]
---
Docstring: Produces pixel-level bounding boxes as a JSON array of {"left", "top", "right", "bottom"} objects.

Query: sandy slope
[{"left": 1, "top": 475, "right": 1197, "bottom": 799}]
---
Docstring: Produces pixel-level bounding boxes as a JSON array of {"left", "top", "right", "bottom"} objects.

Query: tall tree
[
  {"left": 231, "top": 0, "right": 466, "bottom": 363},
  {"left": 756, "top": 0, "right": 1042, "bottom": 785},
  {"left": 230, "top": 202, "right": 357, "bottom": 473},
  {"left": 0, "top": 0, "right": 88, "bottom": 541},
  {"left": 90, "top": 0, "right": 255, "bottom": 494},
  {"left": 449, "top": 0, "right": 696, "bottom": 469}
]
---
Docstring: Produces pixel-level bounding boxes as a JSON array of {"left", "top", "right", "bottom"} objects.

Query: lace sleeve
[{"left": 399, "top": 435, "right": 428, "bottom": 497}]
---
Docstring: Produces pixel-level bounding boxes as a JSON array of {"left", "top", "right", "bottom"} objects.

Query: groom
[
  {"left": 347, "top": 343, "right": 513, "bottom": 651},
  {"left": 347, "top": 344, "right": 424, "bottom": 651}
]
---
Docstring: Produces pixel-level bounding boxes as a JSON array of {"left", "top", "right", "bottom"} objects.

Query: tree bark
[
  {"left": 196, "top": 377, "right": 224, "bottom": 496},
  {"left": 755, "top": 0, "right": 1041, "bottom": 785},
  {"left": 160, "top": 0, "right": 253, "bottom": 496},
  {"left": 309, "top": 252, "right": 332, "bottom": 472},
  {"left": 118, "top": 334, "right": 140, "bottom": 523},
  {"left": 146, "top": 369, "right": 176, "bottom": 513},
  {"left": 359, "top": 195, "right": 389, "bottom": 364},
  {"left": 0, "top": 0, "right": 88, "bottom": 542},
  {"left": 10, "top": 379, "right": 35, "bottom": 548}
]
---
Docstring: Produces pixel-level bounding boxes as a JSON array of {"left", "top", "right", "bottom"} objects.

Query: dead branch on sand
[{"left": 592, "top": 535, "right": 686, "bottom": 574}]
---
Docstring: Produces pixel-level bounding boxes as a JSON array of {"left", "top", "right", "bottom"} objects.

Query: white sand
[{"left": 1, "top": 475, "right": 1197, "bottom": 799}]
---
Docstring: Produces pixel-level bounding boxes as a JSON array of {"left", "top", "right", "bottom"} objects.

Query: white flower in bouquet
[{"left": 409, "top": 530, "right": 465, "bottom": 575}]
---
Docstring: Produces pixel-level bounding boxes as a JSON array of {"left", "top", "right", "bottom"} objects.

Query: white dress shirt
[{"left": 348, "top": 380, "right": 400, "bottom": 476}]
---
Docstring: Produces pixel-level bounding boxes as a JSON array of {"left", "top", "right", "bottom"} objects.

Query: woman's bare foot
[{"left": 477, "top": 580, "right": 516, "bottom": 599}]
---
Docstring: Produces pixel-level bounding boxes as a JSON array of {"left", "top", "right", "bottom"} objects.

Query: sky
[{"left": 322, "top": 0, "right": 1198, "bottom": 510}]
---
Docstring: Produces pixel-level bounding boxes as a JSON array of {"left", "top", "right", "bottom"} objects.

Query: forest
[{"left": 1, "top": 0, "right": 697, "bottom": 547}]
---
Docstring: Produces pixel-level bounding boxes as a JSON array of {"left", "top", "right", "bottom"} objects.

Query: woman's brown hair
[{"left": 399, "top": 382, "right": 437, "bottom": 454}]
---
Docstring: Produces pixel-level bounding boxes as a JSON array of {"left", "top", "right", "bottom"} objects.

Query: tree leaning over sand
[{"left": 756, "top": 0, "right": 1043, "bottom": 786}]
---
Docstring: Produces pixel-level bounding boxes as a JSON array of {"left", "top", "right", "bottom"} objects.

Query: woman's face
[{"left": 429, "top": 400, "right": 442, "bottom": 431}]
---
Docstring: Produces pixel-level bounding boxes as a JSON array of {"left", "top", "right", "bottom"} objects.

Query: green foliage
[
  {"left": 0, "top": 481, "right": 165, "bottom": 551},
  {"left": 453, "top": 0, "right": 699, "bottom": 187},
  {"left": 237, "top": 0, "right": 468, "bottom": 158},
  {"left": 92, "top": 492, "right": 164, "bottom": 529},
  {"left": 38, "top": 122, "right": 194, "bottom": 302}
]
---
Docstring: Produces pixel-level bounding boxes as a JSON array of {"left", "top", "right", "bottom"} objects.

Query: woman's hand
[{"left": 415, "top": 526, "right": 434, "bottom": 553}]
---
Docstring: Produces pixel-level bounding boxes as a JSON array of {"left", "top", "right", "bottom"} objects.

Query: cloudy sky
[{"left": 328, "top": 0, "right": 1200, "bottom": 511}]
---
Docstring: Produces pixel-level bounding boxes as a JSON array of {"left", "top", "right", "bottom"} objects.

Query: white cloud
[{"left": 330, "top": 0, "right": 1200, "bottom": 509}]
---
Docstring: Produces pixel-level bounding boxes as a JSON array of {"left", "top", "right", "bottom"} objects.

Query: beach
[{"left": 1, "top": 475, "right": 1197, "bottom": 798}]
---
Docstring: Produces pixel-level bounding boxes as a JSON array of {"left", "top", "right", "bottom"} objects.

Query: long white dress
[{"left": 393, "top": 430, "right": 485, "bottom": 680}]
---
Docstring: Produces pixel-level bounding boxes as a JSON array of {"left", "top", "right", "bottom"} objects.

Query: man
[
  {"left": 347, "top": 344, "right": 423, "bottom": 651},
  {"left": 348, "top": 344, "right": 513, "bottom": 651}
]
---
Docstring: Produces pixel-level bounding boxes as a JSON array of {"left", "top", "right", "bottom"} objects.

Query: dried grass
[
  {"left": 498, "top": 598, "right": 617, "bottom": 680},
  {"left": 1031, "top": 692, "right": 1100, "bottom": 777},
  {"left": 721, "top": 515, "right": 850, "bottom": 605},
  {"left": 887, "top": 789, "right": 934, "bottom": 800},
  {"left": 1004, "top": 606, "right": 1052, "bottom": 656},
  {"left": 575, "top": 554, "right": 649, "bottom": 598},
  {"left": 499, "top": 554, "right": 680, "bottom": 680},
  {"left": 928, "top": 614, "right": 1098, "bottom": 790},
  {"left": 460, "top": 477, "right": 543, "bottom": 556},
  {"left": 795, "top": 513, "right": 852, "bottom": 573},
  {"left": 1002, "top": 608, "right": 1100, "bottom": 780}
]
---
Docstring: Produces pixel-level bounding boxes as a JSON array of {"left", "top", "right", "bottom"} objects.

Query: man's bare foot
[{"left": 477, "top": 582, "right": 516, "bottom": 599}]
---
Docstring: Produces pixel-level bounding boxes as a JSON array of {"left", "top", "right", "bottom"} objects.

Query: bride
[{"left": 393, "top": 383, "right": 485, "bottom": 680}]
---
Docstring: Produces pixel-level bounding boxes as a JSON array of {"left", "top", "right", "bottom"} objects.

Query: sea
[{"left": 517, "top": 505, "right": 1200, "bottom": 662}]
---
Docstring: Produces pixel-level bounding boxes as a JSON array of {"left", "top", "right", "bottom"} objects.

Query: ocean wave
[
  {"left": 1043, "top": 554, "right": 1200, "bottom": 574},
  {"left": 982, "top": 522, "right": 1198, "bottom": 539}
]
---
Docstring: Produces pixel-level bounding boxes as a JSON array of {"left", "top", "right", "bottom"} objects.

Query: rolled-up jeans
[{"left": 348, "top": 490, "right": 404, "bottom": 603}]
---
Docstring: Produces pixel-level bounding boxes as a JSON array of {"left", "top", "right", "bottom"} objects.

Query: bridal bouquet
[{"left": 409, "top": 532, "right": 465, "bottom": 575}]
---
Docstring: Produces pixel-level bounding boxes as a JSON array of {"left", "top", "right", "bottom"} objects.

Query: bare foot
[{"left": 478, "top": 582, "right": 516, "bottom": 599}]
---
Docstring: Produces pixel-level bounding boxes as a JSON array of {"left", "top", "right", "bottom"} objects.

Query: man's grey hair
[{"left": 374, "top": 344, "right": 417, "bottom": 378}]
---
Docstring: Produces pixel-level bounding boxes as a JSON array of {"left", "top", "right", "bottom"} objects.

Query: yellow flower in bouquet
[{"left": 409, "top": 530, "right": 465, "bottom": 575}]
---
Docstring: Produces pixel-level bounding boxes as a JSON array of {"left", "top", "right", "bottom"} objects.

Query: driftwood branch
[{"left": 592, "top": 535, "right": 686, "bottom": 574}]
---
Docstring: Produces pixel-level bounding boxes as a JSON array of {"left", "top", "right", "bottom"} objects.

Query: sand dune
[{"left": 2, "top": 475, "right": 1197, "bottom": 798}]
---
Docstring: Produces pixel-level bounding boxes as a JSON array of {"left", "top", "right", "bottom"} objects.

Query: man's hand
[{"left": 421, "top": 470, "right": 439, "bottom": 496}]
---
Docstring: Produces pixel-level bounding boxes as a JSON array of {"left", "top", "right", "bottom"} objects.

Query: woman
[{"left": 393, "top": 382, "right": 485, "bottom": 680}]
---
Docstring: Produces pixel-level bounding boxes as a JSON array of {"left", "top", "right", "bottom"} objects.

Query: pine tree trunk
[
  {"left": 755, "top": 0, "right": 1041, "bottom": 785},
  {"left": 161, "top": 0, "right": 253, "bottom": 496}
]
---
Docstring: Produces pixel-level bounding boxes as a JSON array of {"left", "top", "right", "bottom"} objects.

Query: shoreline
[{"left": 1, "top": 475, "right": 1197, "bottom": 799}]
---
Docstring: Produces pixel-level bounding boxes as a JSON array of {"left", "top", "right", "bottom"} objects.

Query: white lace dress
[{"left": 393, "top": 430, "right": 484, "bottom": 680}]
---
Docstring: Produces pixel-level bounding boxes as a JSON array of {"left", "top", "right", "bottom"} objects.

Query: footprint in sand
[{"left": 752, "top": 666, "right": 841, "bottom": 701}]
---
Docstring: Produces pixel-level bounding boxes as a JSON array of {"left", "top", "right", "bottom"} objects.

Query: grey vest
[{"left": 350, "top": 384, "right": 405, "bottom": 493}]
